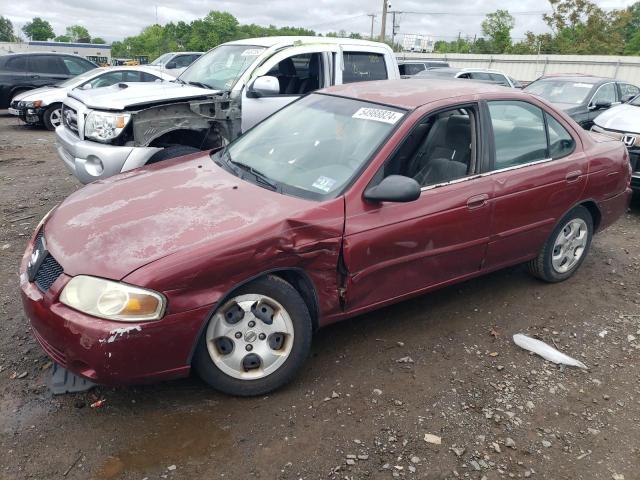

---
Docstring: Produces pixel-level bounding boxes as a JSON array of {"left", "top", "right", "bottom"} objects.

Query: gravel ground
[{"left": 1, "top": 111, "right": 639, "bottom": 480}]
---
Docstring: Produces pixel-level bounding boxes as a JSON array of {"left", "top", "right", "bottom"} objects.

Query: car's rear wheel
[
  {"left": 193, "top": 275, "right": 312, "bottom": 396},
  {"left": 146, "top": 145, "right": 200, "bottom": 164},
  {"left": 43, "top": 104, "right": 62, "bottom": 130},
  {"left": 527, "top": 206, "right": 593, "bottom": 282}
]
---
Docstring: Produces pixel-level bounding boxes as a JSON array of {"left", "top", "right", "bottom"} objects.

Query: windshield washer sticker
[
  {"left": 352, "top": 107, "right": 404, "bottom": 124},
  {"left": 312, "top": 176, "right": 336, "bottom": 193},
  {"left": 241, "top": 48, "right": 263, "bottom": 56}
]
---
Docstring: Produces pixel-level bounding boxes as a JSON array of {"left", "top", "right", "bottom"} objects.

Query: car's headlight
[
  {"left": 84, "top": 111, "right": 131, "bottom": 142},
  {"left": 60, "top": 275, "right": 165, "bottom": 322},
  {"left": 25, "top": 100, "right": 43, "bottom": 108}
]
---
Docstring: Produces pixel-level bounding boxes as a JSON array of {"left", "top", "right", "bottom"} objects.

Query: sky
[{"left": 5, "top": 0, "right": 639, "bottom": 44}]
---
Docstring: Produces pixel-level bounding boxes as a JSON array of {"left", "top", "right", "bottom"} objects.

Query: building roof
[{"left": 320, "top": 79, "right": 515, "bottom": 110}]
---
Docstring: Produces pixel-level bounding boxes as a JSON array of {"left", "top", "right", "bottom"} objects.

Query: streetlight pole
[{"left": 368, "top": 14, "right": 376, "bottom": 40}]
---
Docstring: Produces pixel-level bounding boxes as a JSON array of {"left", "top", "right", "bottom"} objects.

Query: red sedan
[{"left": 20, "top": 79, "right": 632, "bottom": 396}]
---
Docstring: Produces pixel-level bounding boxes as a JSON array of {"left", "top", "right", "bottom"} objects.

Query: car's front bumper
[
  {"left": 19, "top": 230, "right": 211, "bottom": 386},
  {"left": 9, "top": 102, "right": 45, "bottom": 124},
  {"left": 55, "top": 125, "right": 161, "bottom": 184}
]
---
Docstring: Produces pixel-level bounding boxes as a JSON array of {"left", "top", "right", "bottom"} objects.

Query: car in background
[
  {"left": 22, "top": 79, "right": 631, "bottom": 396},
  {"left": 147, "top": 52, "right": 203, "bottom": 71},
  {"left": 398, "top": 60, "right": 449, "bottom": 76},
  {"left": 0, "top": 52, "right": 97, "bottom": 109},
  {"left": 9, "top": 66, "right": 177, "bottom": 130},
  {"left": 524, "top": 75, "right": 640, "bottom": 130},
  {"left": 413, "top": 67, "right": 520, "bottom": 88},
  {"left": 591, "top": 95, "right": 640, "bottom": 191},
  {"left": 56, "top": 36, "right": 400, "bottom": 184}
]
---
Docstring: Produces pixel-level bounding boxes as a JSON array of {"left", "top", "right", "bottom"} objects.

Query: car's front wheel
[
  {"left": 146, "top": 145, "right": 200, "bottom": 164},
  {"left": 193, "top": 275, "right": 312, "bottom": 396},
  {"left": 527, "top": 205, "right": 593, "bottom": 282},
  {"left": 43, "top": 104, "right": 62, "bottom": 130}
]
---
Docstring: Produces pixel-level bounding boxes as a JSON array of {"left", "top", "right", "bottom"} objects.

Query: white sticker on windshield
[
  {"left": 352, "top": 107, "right": 404, "bottom": 124},
  {"left": 573, "top": 83, "right": 593, "bottom": 88},
  {"left": 241, "top": 48, "right": 263, "bottom": 57},
  {"left": 312, "top": 176, "right": 336, "bottom": 193}
]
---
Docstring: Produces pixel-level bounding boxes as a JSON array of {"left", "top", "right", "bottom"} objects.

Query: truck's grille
[
  {"left": 32, "top": 230, "right": 64, "bottom": 292},
  {"left": 62, "top": 105, "right": 79, "bottom": 135}
]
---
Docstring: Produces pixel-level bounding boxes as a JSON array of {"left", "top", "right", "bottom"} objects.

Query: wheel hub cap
[{"left": 551, "top": 218, "right": 588, "bottom": 274}]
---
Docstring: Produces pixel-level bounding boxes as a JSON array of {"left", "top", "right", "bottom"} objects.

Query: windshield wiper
[
  {"left": 214, "top": 148, "right": 279, "bottom": 191},
  {"left": 187, "top": 80, "right": 213, "bottom": 90}
]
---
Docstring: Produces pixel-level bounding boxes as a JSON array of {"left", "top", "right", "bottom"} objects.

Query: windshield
[
  {"left": 179, "top": 44, "right": 265, "bottom": 90},
  {"left": 415, "top": 69, "right": 456, "bottom": 79},
  {"left": 525, "top": 80, "right": 595, "bottom": 105},
  {"left": 56, "top": 68, "right": 104, "bottom": 88},
  {"left": 150, "top": 53, "right": 173, "bottom": 66},
  {"left": 217, "top": 94, "right": 405, "bottom": 200},
  {"left": 630, "top": 95, "right": 640, "bottom": 106}
]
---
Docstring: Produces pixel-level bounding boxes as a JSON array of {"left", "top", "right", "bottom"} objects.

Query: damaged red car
[{"left": 20, "top": 79, "right": 632, "bottom": 396}]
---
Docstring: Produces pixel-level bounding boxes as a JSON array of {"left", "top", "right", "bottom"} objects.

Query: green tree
[
  {"left": 91, "top": 37, "right": 106, "bottom": 44},
  {"left": 481, "top": 10, "right": 515, "bottom": 53},
  {"left": 22, "top": 17, "right": 55, "bottom": 40},
  {"left": 0, "top": 16, "right": 17, "bottom": 42},
  {"left": 66, "top": 25, "right": 91, "bottom": 42},
  {"left": 54, "top": 35, "right": 71, "bottom": 42}
]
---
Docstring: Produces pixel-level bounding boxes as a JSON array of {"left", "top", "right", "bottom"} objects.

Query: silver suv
[{"left": 56, "top": 36, "right": 399, "bottom": 184}]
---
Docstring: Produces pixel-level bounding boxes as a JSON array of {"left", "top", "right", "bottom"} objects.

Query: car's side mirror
[
  {"left": 166, "top": 61, "right": 177, "bottom": 69},
  {"left": 364, "top": 175, "right": 421, "bottom": 203},
  {"left": 622, "top": 94, "right": 635, "bottom": 103},
  {"left": 247, "top": 76, "right": 280, "bottom": 98},
  {"left": 80, "top": 83, "right": 92, "bottom": 90},
  {"left": 591, "top": 100, "right": 611, "bottom": 110}
]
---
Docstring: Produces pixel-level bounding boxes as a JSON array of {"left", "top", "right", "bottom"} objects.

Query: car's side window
[
  {"left": 488, "top": 101, "right": 548, "bottom": 170},
  {"left": 620, "top": 83, "right": 640, "bottom": 97},
  {"left": 29, "top": 55, "right": 66, "bottom": 75},
  {"left": 141, "top": 72, "right": 161, "bottom": 82},
  {"left": 471, "top": 72, "right": 491, "bottom": 81},
  {"left": 489, "top": 73, "right": 510, "bottom": 86},
  {"left": 546, "top": 114, "right": 575, "bottom": 159},
  {"left": 63, "top": 57, "right": 88, "bottom": 75},
  {"left": 266, "top": 52, "right": 324, "bottom": 95},
  {"left": 590, "top": 83, "right": 617, "bottom": 106},
  {"left": 172, "top": 55, "right": 192, "bottom": 68},
  {"left": 343, "top": 52, "right": 387, "bottom": 83},
  {"left": 86, "top": 71, "right": 124, "bottom": 89},
  {"left": 379, "top": 106, "right": 476, "bottom": 188},
  {"left": 6, "top": 56, "right": 28, "bottom": 72},
  {"left": 405, "top": 63, "right": 425, "bottom": 75}
]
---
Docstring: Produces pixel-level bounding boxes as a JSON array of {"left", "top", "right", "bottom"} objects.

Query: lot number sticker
[
  {"left": 311, "top": 176, "right": 337, "bottom": 193},
  {"left": 352, "top": 107, "right": 404, "bottom": 124}
]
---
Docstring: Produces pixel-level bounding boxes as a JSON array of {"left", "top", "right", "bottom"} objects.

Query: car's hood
[
  {"left": 14, "top": 86, "right": 62, "bottom": 103},
  {"left": 553, "top": 102, "right": 583, "bottom": 114},
  {"left": 43, "top": 153, "right": 320, "bottom": 280},
  {"left": 68, "top": 81, "right": 218, "bottom": 110},
  {"left": 594, "top": 103, "right": 640, "bottom": 134}
]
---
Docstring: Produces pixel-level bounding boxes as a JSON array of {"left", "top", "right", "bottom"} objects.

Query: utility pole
[
  {"left": 380, "top": 0, "right": 388, "bottom": 42},
  {"left": 367, "top": 14, "right": 376, "bottom": 40},
  {"left": 391, "top": 11, "right": 397, "bottom": 49}
]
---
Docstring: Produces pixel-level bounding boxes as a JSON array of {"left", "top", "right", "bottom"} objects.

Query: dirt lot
[{"left": 0, "top": 111, "right": 639, "bottom": 480}]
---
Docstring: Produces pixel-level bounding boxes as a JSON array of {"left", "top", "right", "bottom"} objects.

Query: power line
[{"left": 390, "top": 10, "right": 551, "bottom": 16}]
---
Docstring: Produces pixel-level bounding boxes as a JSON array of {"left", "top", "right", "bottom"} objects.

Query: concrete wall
[
  {"left": 0, "top": 41, "right": 112, "bottom": 62},
  {"left": 395, "top": 52, "right": 640, "bottom": 83}
]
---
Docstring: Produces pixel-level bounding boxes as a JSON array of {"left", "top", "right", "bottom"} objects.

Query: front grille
[
  {"left": 62, "top": 105, "right": 79, "bottom": 135},
  {"left": 31, "top": 230, "right": 64, "bottom": 292},
  {"left": 629, "top": 150, "right": 640, "bottom": 174}
]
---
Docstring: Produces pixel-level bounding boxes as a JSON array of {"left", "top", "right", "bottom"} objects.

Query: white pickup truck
[{"left": 56, "top": 36, "right": 400, "bottom": 184}]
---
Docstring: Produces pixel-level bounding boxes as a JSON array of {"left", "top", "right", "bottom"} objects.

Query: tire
[
  {"left": 193, "top": 275, "right": 313, "bottom": 396},
  {"left": 43, "top": 104, "right": 62, "bottom": 131},
  {"left": 146, "top": 145, "right": 200, "bottom": 164},
  {"left": 527, "top": 205, "right": 593, "bottom": 283}
]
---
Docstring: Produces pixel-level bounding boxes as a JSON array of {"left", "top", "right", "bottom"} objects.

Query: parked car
[
  {"left": 147, "top": 51, "right": 203, "bottom": 70},
  {"left": 8, "top": 66, "right": 177, "bottom": 130},
  {"left": 524, "top": 75, "right": 640, "bottom": 130},
  {"left": 0, "top": 52, "right": 97, "bottom": 109},
  {"left": 413, "top": 67, "right": 520, "bottom": 88},
  {"left": 21, "top": 79, "right": 631, "bottom": 396},
  {"left": 56, "top": 36, "right": 400, "bottom": 184},
  {"left": 398, "top": 60, "right": 449, "bottom": 76},
  {"left": 591, "top": 96, "right": 640, "bottom": 191}
]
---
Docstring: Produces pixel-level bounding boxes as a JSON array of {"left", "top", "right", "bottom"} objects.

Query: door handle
[
  {"left": 466, "top": 193, "right": 489, "bottom": 209},
  {"left": 30, "top": 74, "right": 40, "bottom": 79},
  {"left": 565, "top": 170, "right": 582, "bottom": 182}
]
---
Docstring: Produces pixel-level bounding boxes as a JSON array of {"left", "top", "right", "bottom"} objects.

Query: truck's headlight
[
  {"left": 60, "top": 275, "right": 165, "bottom": 322},
  {"left": 84, "top": 111, "right": 131, "bottom": 142}
]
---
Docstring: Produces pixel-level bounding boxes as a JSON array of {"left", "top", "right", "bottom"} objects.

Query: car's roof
[
  {"left": 226, "top": 36, "right": 390, "bottom": 49},
  {"left": 165, "top": 51, "right": 203, "bottom": 55},
  {"left": 398, "top": 60, "right": 447, "bottom": 64},
  {"left": 534, "top": 75, "right": 608, "bottom": 84},
  {"left": 320, "top": 79, "right": 514, "bottom": 110},
  {"left": 0, "top": 51, "right": 87, "bottom": 57}
]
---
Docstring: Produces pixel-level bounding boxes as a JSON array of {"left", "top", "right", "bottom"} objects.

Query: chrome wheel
[
  {"left": 551, "top": 218, "right": 588, "bottom": 273},
  {"left": 205, "top": 294, "right": 294, "bottom": 380},
  {"left": 49, "top": 108, "right": 62, "bottom": 127}
]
